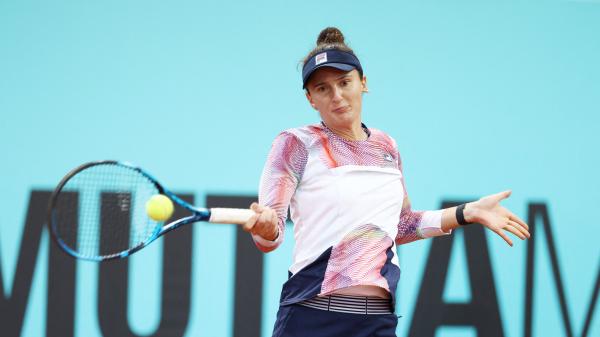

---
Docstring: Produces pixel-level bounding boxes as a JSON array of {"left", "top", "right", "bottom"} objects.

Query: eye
[{"left": 341, "top": 79, "right": 351, "bottom": 86}]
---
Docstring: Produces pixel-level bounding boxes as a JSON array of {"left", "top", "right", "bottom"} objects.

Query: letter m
[
  {"left": 0, "top": 191, "right": 77, "bottom": 337},
  {"left": 524, "top": 203, "right": 599, "bottom": 337}
]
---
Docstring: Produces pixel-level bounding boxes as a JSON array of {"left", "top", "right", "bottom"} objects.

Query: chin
[{"left": 336, "top": 110, "right": 358, "bottom": 122}]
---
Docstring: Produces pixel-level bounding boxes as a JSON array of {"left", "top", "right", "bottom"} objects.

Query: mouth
[{"left": 332, "top": 106, "right": 350, "bottom": 113}]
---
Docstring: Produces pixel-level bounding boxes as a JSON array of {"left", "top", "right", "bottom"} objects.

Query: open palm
[{"left": 466, "top": 190, "right": 530, "bottom": 246}]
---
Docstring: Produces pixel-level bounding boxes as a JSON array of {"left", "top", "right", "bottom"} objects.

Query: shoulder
[
  {"left": 267, "top": 127, "right": 310, "bottom": 171},
  {"left": 274, "top": 124, "right": 324, "bottom": 147},
  {"left": 269, "top": 125, "right": 321, "bottom": 155},
  {"left": 367, "top": 127, "right": 398, "bottom": 150},
  {"left": 285, "top": 123, "right": 324, "bottom": 137}
]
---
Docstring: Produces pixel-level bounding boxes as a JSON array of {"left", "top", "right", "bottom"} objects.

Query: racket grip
[{"left": 209, "top": 208, "right": 254, "bottom": 225}]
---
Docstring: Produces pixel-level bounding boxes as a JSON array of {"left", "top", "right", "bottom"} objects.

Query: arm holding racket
[{"left": 248, "top": 132, "right": 308, "bottom": 253}]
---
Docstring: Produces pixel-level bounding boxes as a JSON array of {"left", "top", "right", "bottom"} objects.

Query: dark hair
[{"left": 302, "top": 27, "right": 363, "bottom": 78}]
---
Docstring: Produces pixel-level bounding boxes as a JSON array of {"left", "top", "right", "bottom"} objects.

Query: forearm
[{"left": 396, "top": 208, "right": 447, "bottom": 245}]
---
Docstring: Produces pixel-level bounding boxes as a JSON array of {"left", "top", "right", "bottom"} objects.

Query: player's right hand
[{"left": 243, "top": 202, "right": 279, "bottom": 241}]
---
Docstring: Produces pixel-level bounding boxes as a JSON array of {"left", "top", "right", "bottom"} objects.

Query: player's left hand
[{"left": 464, "top": 190, "right": 530, "bottom": 246}]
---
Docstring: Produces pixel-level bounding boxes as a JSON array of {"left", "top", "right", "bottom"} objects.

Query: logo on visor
[{"left": 315, "top": 52, "right": 328, "bottom": 65}]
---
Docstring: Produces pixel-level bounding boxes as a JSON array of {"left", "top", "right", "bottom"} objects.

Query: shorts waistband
[{"left": 298, "top": 294, "right": 393, "bottom": 315}]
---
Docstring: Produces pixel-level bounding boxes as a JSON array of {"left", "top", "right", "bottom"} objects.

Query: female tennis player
[{"left": 243, "top": 27, "right": 530, "bottom": 337}]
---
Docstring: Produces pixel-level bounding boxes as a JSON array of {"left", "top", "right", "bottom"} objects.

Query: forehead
[{"left": 307, "top": 67, "right": 358, "bottom": 86}]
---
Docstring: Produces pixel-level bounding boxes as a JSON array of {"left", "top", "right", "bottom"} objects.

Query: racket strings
[{"left": 52, "top": 163, "right": 161, "bottom": 259}]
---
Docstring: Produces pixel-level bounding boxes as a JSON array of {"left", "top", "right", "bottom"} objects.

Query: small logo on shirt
[
  {"left": 383, "top": 153, "right": 393, "bottom": 162},
  {"left": 315, "top": 52, "right": 327, "bottom": 65}
]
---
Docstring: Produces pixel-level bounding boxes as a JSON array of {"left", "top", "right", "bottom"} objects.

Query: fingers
[
  {"left": 244, "top": 202, "right": 262, "bottom": 232},
  {"left": 485, "top": 215, "right": 529, "bottom": 243},
  {"left": 494, "top": 227, "right": 514, "bottom": 246},
  {"left": 483, "top": 221, "right": 514, "bottom": 246},
  {"left": 492, "top": 190, "right": 512, "bottom": 201},
  {"left": 243, "top": 212, "right": 259, "bottom": 232},
  {"left": 244, "top": 202, "right": 278, "bottom": 240},
  {"left": 503, "top": 221, "right": 528, "bottom": 240},
  {"left": 480, "top": 217, "right": 515, "bottom": 246},
  {"left": 507, "top": 210, "right": 529, "bottom": 230},
  {"left": 483, "top": 218, "right": 530, "bottom": 246},
  {"left": 250, "top": 202, "right": 264, "bottom": 213},
  {"left": 500, "top": 207, "right": 530, "bottom": 234},
  {"left": 508, "top": 219, "right": 530, "bottom": 238}
]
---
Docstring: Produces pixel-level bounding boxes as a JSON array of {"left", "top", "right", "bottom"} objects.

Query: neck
[{"left": 324, "top": 121, "right": 367, "bottom": 141}]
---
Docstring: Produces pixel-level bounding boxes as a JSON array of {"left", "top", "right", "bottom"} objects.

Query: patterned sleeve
[
  {"left": 395, "top": 150, "right": 447, "bottom": 246},
  {"left": 252, "top": 131, "right": 308, "bottom": 252}
]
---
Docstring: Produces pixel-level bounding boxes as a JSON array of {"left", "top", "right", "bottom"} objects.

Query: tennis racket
[{"left": 47, "top": 160, "right": 254, "bottom": 261}]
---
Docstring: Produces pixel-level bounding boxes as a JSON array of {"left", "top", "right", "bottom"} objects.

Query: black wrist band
[{"left": 456, "top": 203, "right": 470, "bottom": 226}]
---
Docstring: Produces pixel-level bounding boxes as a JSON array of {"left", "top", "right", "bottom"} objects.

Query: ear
[
  {"left": 305, "top": 91, "right": 317, "bottom": 110},
  {"left": 361, "top": 75, "right": 369, "bottom": 93}
]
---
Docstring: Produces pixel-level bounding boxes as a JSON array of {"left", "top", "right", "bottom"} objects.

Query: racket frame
[{"left": 47, "top": 160, "right": 219, "bottom": 262}]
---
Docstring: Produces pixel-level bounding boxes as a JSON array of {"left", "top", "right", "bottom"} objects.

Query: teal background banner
[{"left": 1, "top": 1, "right": 598, "bottom": 336}]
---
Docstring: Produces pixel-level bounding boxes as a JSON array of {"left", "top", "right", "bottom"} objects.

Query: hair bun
[{"left": 316, "top": 27, "right": 345, "bottom": 46}]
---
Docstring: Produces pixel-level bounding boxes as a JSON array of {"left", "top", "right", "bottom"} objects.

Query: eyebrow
[{"left": 311, "top": 73, "right": 352, "bottom": 88}]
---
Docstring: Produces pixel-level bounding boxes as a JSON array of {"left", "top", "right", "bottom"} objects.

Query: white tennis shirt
[{"left": 253, "top": 123, "right": 448, "bottom": 298}]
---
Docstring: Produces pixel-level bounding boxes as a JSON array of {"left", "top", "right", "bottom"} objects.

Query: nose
[{"left": 332, "top": 86, "right": 343, "bottom": 102}]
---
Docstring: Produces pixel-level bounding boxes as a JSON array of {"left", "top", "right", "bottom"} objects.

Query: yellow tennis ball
[{"left": 146, "top": 194, "right": 174, "bottom": 222}]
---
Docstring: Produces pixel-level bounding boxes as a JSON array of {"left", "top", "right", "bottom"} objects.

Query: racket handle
[{"left": 209, "top": 208, "right": 254, "bottom": 225}]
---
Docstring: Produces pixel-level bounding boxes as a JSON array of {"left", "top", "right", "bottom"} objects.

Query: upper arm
[
  {"left": 254, "top": 131, "right": 308, "bottom": 251},
  {"left": 259, "top": 131, "right": 308, "bottom": 214}
]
